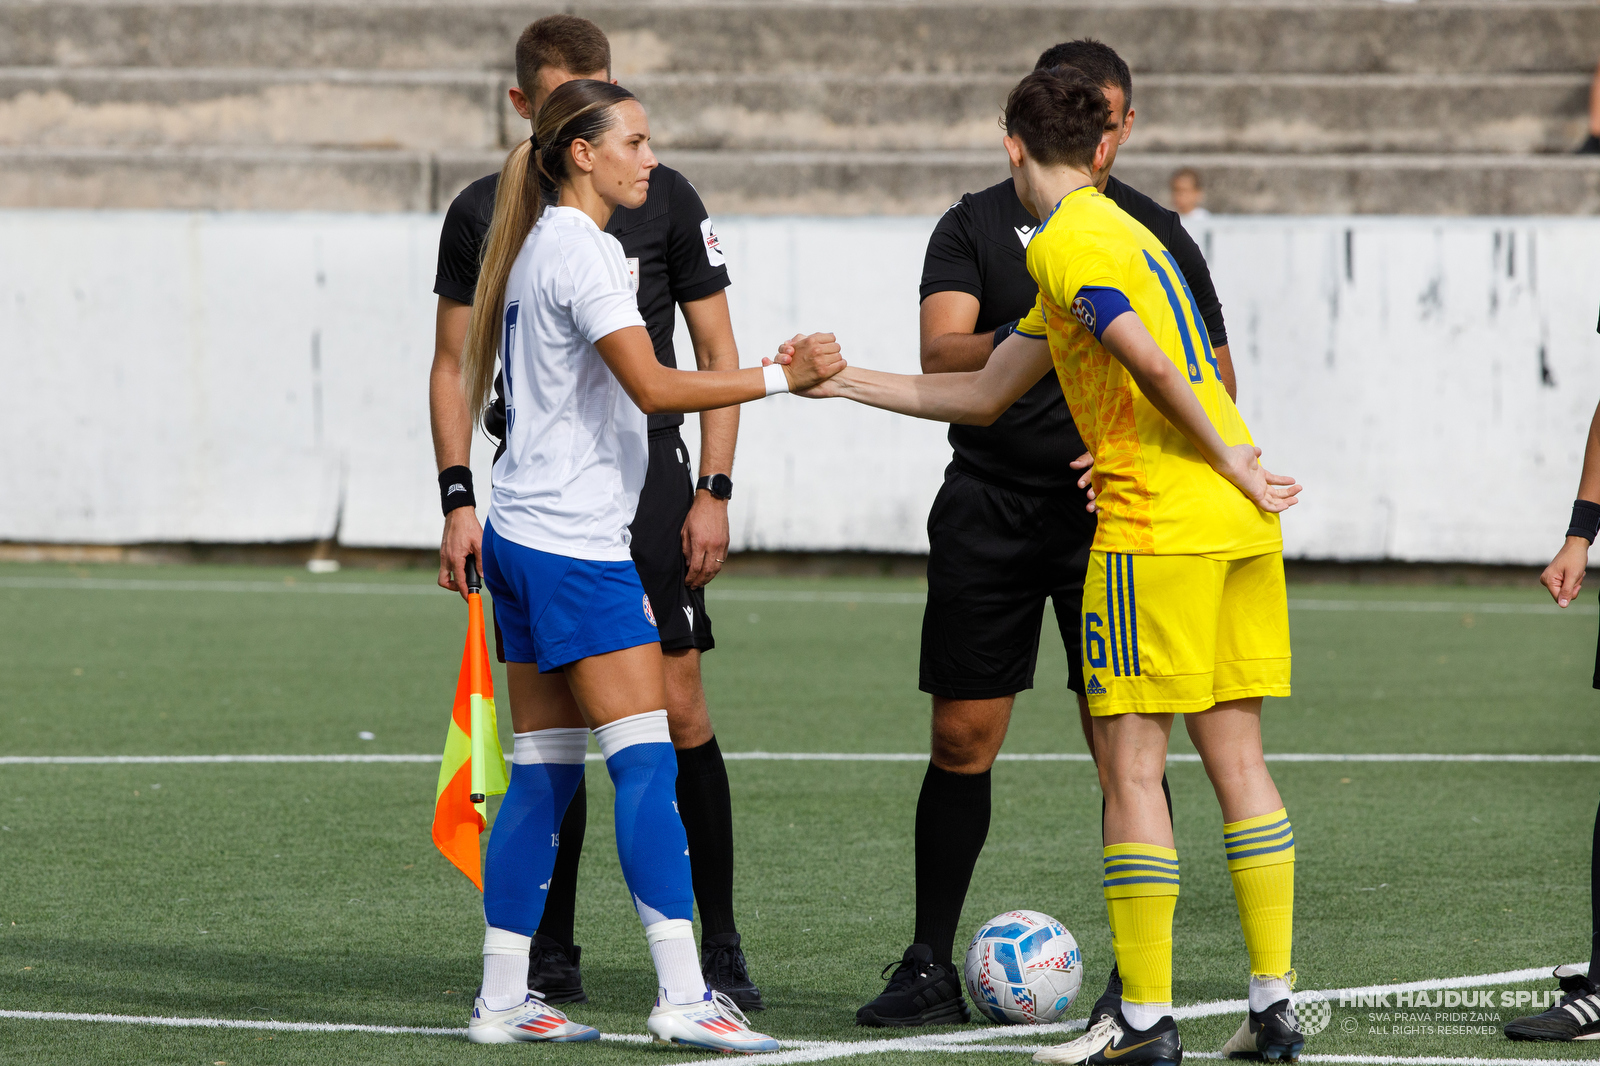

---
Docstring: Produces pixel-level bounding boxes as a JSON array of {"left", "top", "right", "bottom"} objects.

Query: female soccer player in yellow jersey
[{"left": 775, "top": 67, "right": 1304, "bottom": 1066}]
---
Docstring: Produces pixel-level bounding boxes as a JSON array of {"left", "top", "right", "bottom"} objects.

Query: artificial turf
[{"left": 1, "top": 563, "right": 1598, "bottom": 1065}]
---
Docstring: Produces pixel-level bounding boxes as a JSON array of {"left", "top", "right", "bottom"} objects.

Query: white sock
[
  {"left": 646, "top": 918, "right": 707, "bottom": 1005},
  {"left": 482, "top": 926, "right": 531, "bottom": 1012},
  {"left": 1250, "top": 973, "right": 1293, "bottom": 1013},
  {"left": 1121, "top": 999, "right": 1172, "bottom": 1031}
]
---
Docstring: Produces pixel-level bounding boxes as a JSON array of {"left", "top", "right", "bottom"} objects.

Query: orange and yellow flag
[{"left": 432, "top": 564, "right": 509, "bottom": 889}]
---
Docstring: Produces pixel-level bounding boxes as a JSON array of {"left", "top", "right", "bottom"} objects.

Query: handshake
[{"left": 765, "top": 333, "right": 849, "bottom": 398}]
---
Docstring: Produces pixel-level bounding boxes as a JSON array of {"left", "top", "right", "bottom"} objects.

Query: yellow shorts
[{"left": 1081, "top": 550, "right": 1292, "bottom": 716}]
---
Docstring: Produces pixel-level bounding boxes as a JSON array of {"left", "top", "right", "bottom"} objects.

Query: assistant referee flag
[{"left": 432, "top": 559, "right": 509, "bottom": 889}]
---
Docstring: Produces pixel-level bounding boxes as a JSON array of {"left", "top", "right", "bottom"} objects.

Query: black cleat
[
  {"left": 856, "top": 944, "right": 971, "bottom": 1028},
  {"left": 1221, "top": 998, "right": 1304, "bottom": 1061},
  {"left": 1505, "top": 965, "right": 1600, "bottom": 1041},
  {"left": 1033, "top": 1008, "right": 1182, "bottom": 1065},
  {"left": 702, "top": 931, "right": 766, "bottom": 1012},
  {"left": 527, "top": 934, "right": 587, "bottom": 1004},
  {"left": 1088, "top": 963, "right": 1124, "bottom": 1025}
]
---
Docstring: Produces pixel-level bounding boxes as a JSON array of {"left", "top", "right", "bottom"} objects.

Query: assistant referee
[
  {"left": 856, "top": 40, "right": 1232, "bottom": 1028},
  {"left": 429, "top": 15, "right": 762, "bottom": 1010}
]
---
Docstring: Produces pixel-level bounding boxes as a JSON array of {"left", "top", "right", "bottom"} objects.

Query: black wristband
[
  {"left": 992, "top": 319, "right": 1020, "bottom": 347},
  {"left": 439, "top": 466, "right": 475, "bottom": 516},
  {"left": 1568, "top": 499, "right": 1600, "bottom": 542}
]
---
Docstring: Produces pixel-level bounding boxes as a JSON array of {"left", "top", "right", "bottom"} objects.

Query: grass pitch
[{"left": 1, "top": 562, "right": 1598, "bottom": 1065}]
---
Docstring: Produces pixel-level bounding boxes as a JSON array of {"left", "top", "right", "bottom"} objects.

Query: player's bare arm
[
  {"left": 798, "top": 330, "right": 1050, "bottom": 425},
  {"left": 679, "top": 290, "right": 740, "bottom": 588},
  {"left": 1096, "top": 311, "right": 1300, "bottom": 514},
  {"left": 1541, "top": 396, "right": 1600, "bottom": 606},
  {"left": 597, "top": 327, "right": 842, "bottom": 413},
  {"left": 915, "top": 292, "right": 1097, "bottom": 508},
  {"left": 430, "top": 295, "right": 482, "bottom": 600}
]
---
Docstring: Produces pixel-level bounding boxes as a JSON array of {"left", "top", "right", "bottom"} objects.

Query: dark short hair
[
  {"left": 516, "top": 14, "right": 611, "bottom": 98},
  {"left": 1004, "top": 67, "right": 1110, "bottom": 169},
  {"left": 1034, "top": 38, "right": 1133, "bottom": 112}
]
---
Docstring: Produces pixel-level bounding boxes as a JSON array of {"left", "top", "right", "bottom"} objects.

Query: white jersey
[{"left": 488, "top": 206, "right": 649, "bottom": 561}]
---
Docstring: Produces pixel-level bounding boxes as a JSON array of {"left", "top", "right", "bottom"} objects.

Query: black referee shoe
[
  {"left": 702, "top": 931, "right": 765, "bottom": 1012},
  {"left": 527, "top": 934, "right": 587, "bottom": 1004},
  {"left": 1505, "top": 965, "right": 1600, "bottom": 1041},
  {"left": 856, "top": 944, "right": 971, "bottom": 1027},
  {"left": 1088, "top": 963, "right": 1123, "bottom": 1024}
]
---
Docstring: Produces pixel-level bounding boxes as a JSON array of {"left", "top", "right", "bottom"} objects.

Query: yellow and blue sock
[
  {"left": 1223, "top": 808, "right": 1295, "bottom": 1005},
  {"left": 1103, "top": 842, "right": 1179, "bottom": 1021}
]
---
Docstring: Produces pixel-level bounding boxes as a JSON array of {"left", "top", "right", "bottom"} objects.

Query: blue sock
[
  {"left": 483, "top": 728, "right": 589, "bottom": 937},
  {"left": 593, "top": 710, "right": 695, "bottom": 926}
]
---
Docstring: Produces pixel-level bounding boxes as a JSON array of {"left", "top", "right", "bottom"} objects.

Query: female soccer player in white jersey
[{"left": 456, "top": 78, "right": 842, "bottom": 1048}]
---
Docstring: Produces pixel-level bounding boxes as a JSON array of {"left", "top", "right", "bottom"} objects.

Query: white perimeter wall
[{"left": 2, "top": 210, "right": 1598, "bottom": 564}]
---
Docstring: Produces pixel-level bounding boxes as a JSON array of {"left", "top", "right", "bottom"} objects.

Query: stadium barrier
[{"left": 3, "top": 211, "right": 1597, "bottom": 564}]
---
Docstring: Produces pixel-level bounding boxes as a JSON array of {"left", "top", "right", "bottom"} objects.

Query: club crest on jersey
[
  {"left": 1071, "top": 295, "right": 1096, "bottom": 332},
  {"left": 643, "top": 595, "right": 657, "bottom": 627}
]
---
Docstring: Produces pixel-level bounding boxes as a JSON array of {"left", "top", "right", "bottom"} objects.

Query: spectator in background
[
  {"left": 1170, "top": 167, "right": 1210, "bottom": 220},
  {"left": 1579, "top": 60, "right": 1600, "bottom": 154}
]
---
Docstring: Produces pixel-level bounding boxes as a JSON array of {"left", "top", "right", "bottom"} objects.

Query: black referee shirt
[
  {"left": 434, "top": 162, "right": 731, "bottom": 432},
  {"left": 919, "top": 175, "right": 1228, "bottom": 496}
]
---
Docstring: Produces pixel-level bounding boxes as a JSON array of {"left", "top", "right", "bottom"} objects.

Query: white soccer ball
[{"left": 963, "top": 910, "right": 1083, "bottom": 1024}]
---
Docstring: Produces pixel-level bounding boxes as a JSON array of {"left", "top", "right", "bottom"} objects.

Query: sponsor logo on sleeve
[
  {"left": 624, "top": 257, "right": 640, "bottom": 294},
  {"left": 700, "top": 218, "right": 725, "bottom": 267}
]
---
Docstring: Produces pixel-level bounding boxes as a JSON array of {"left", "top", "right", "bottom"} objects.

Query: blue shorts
[{"left": 482, "top": 522, "right": 661, "bottom": 671}]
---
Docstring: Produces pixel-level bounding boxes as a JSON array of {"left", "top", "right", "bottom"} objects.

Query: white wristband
[{"left": 762, "top": 362, "right": 790, "bottom": 397}]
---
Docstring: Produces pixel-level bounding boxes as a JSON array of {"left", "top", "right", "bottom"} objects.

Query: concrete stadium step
[
  {"left": 627, "top": 72, "right": 1593, "bottom": 156},
  {"left": 5, "top": 2, "right": 1597, "bottom": 76},
  {"left": 5, "top": 68, "right": 1590, "bottom": 157},
  {"left": 6, "top": 146, "right": 1597, "bottom": 216},
  {"left": 0, "top": 67, "right": 506, "bottom": 150}
]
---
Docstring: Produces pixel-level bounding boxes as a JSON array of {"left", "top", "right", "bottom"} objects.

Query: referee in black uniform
[
  {"left": 855, "top": 40, "right": 1233, "bottom": 1028},
  {"left": 429, "top": 15, "right": 762, "bottom": 1010}
]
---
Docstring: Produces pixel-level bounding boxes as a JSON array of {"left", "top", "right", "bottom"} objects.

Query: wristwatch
[{"left": 696, "top": 474, "right": 733, "bottom": 501}]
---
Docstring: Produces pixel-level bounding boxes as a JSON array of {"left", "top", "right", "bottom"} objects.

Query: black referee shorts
[
  {"left": 491, "top": 426, "right": 713, "bottom": 664},
  {"left": 919, "top": 466, "right": 1095, "bottom": 701}
]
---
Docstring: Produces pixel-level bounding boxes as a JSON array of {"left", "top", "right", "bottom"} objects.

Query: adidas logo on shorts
[{"left": 1086, "top": 675, "right": 1107, "bottom": 695}]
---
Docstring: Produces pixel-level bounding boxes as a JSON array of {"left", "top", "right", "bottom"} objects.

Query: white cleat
[
  {"left": 467, "top": 992, "right": 601, "bottom": 1044},
  {"left": 647, "top": 988, "right": 780, "bottom": 1054},
  {"left": 1033, "top": 1014, "right": 1121, "bottom": 1064}
]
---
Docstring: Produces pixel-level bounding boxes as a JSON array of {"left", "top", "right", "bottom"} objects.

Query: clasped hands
[{"left": 776, "top": 333, "right": 847, "bottom": 392}]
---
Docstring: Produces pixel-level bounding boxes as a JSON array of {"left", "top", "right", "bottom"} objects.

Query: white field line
[
  {"left": 3, "top": 752, "right": 1596, "bottom": 766},
  {"left": 666, "top": 964, "right": 1585, "bottom": 1066},
  {"left": 0, "top": 576, "right": 1588, "bottom": 617},
  {"left": 1, "top": 964, "right": 1582, "bottom": 1063}
]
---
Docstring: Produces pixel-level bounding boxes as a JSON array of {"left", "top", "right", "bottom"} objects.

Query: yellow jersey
[{"left": 1016, "top": 185, "right": 1280, "bottom": 558}]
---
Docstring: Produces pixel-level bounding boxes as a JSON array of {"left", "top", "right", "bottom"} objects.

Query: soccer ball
[{"left": 963, "top": 910, "right": 1083, "bottom": 1024}]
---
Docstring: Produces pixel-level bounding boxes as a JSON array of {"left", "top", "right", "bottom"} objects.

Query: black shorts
[
  {"left": 492, "top": 427, "right": 714, "bottom": 663},
  {"left": 919, "top": 466, "right": 1096, "bottom": 700}
]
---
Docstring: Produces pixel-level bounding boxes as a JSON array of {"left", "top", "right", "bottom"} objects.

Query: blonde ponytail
[
  {"left": 462, "top": 78, "right": 638, "bottom": 427},
  {"left": 462, "top": 139, "right": 542, "bottom": 425}
]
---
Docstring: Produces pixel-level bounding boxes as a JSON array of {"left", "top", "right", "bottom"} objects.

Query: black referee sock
[
  {"left": 1589, "top": 794, "right": 1599, "bottom": 983},
  {"left": 1099, "top": 774, "right": 1175, "bottom": 841},
  {"left": 535, "top": 774, "right": 587, "bottom": 950},
  {"left": 676, "top": 736, "right": 739, "bottom": 941},
  {"left": 914, "top": 762, "right": 992, "bottom": 968}
]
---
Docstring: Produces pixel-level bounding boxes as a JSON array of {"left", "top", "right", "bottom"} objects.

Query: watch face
[{"left": 709, "top": 474, "right": 733, "bottom": 500}]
